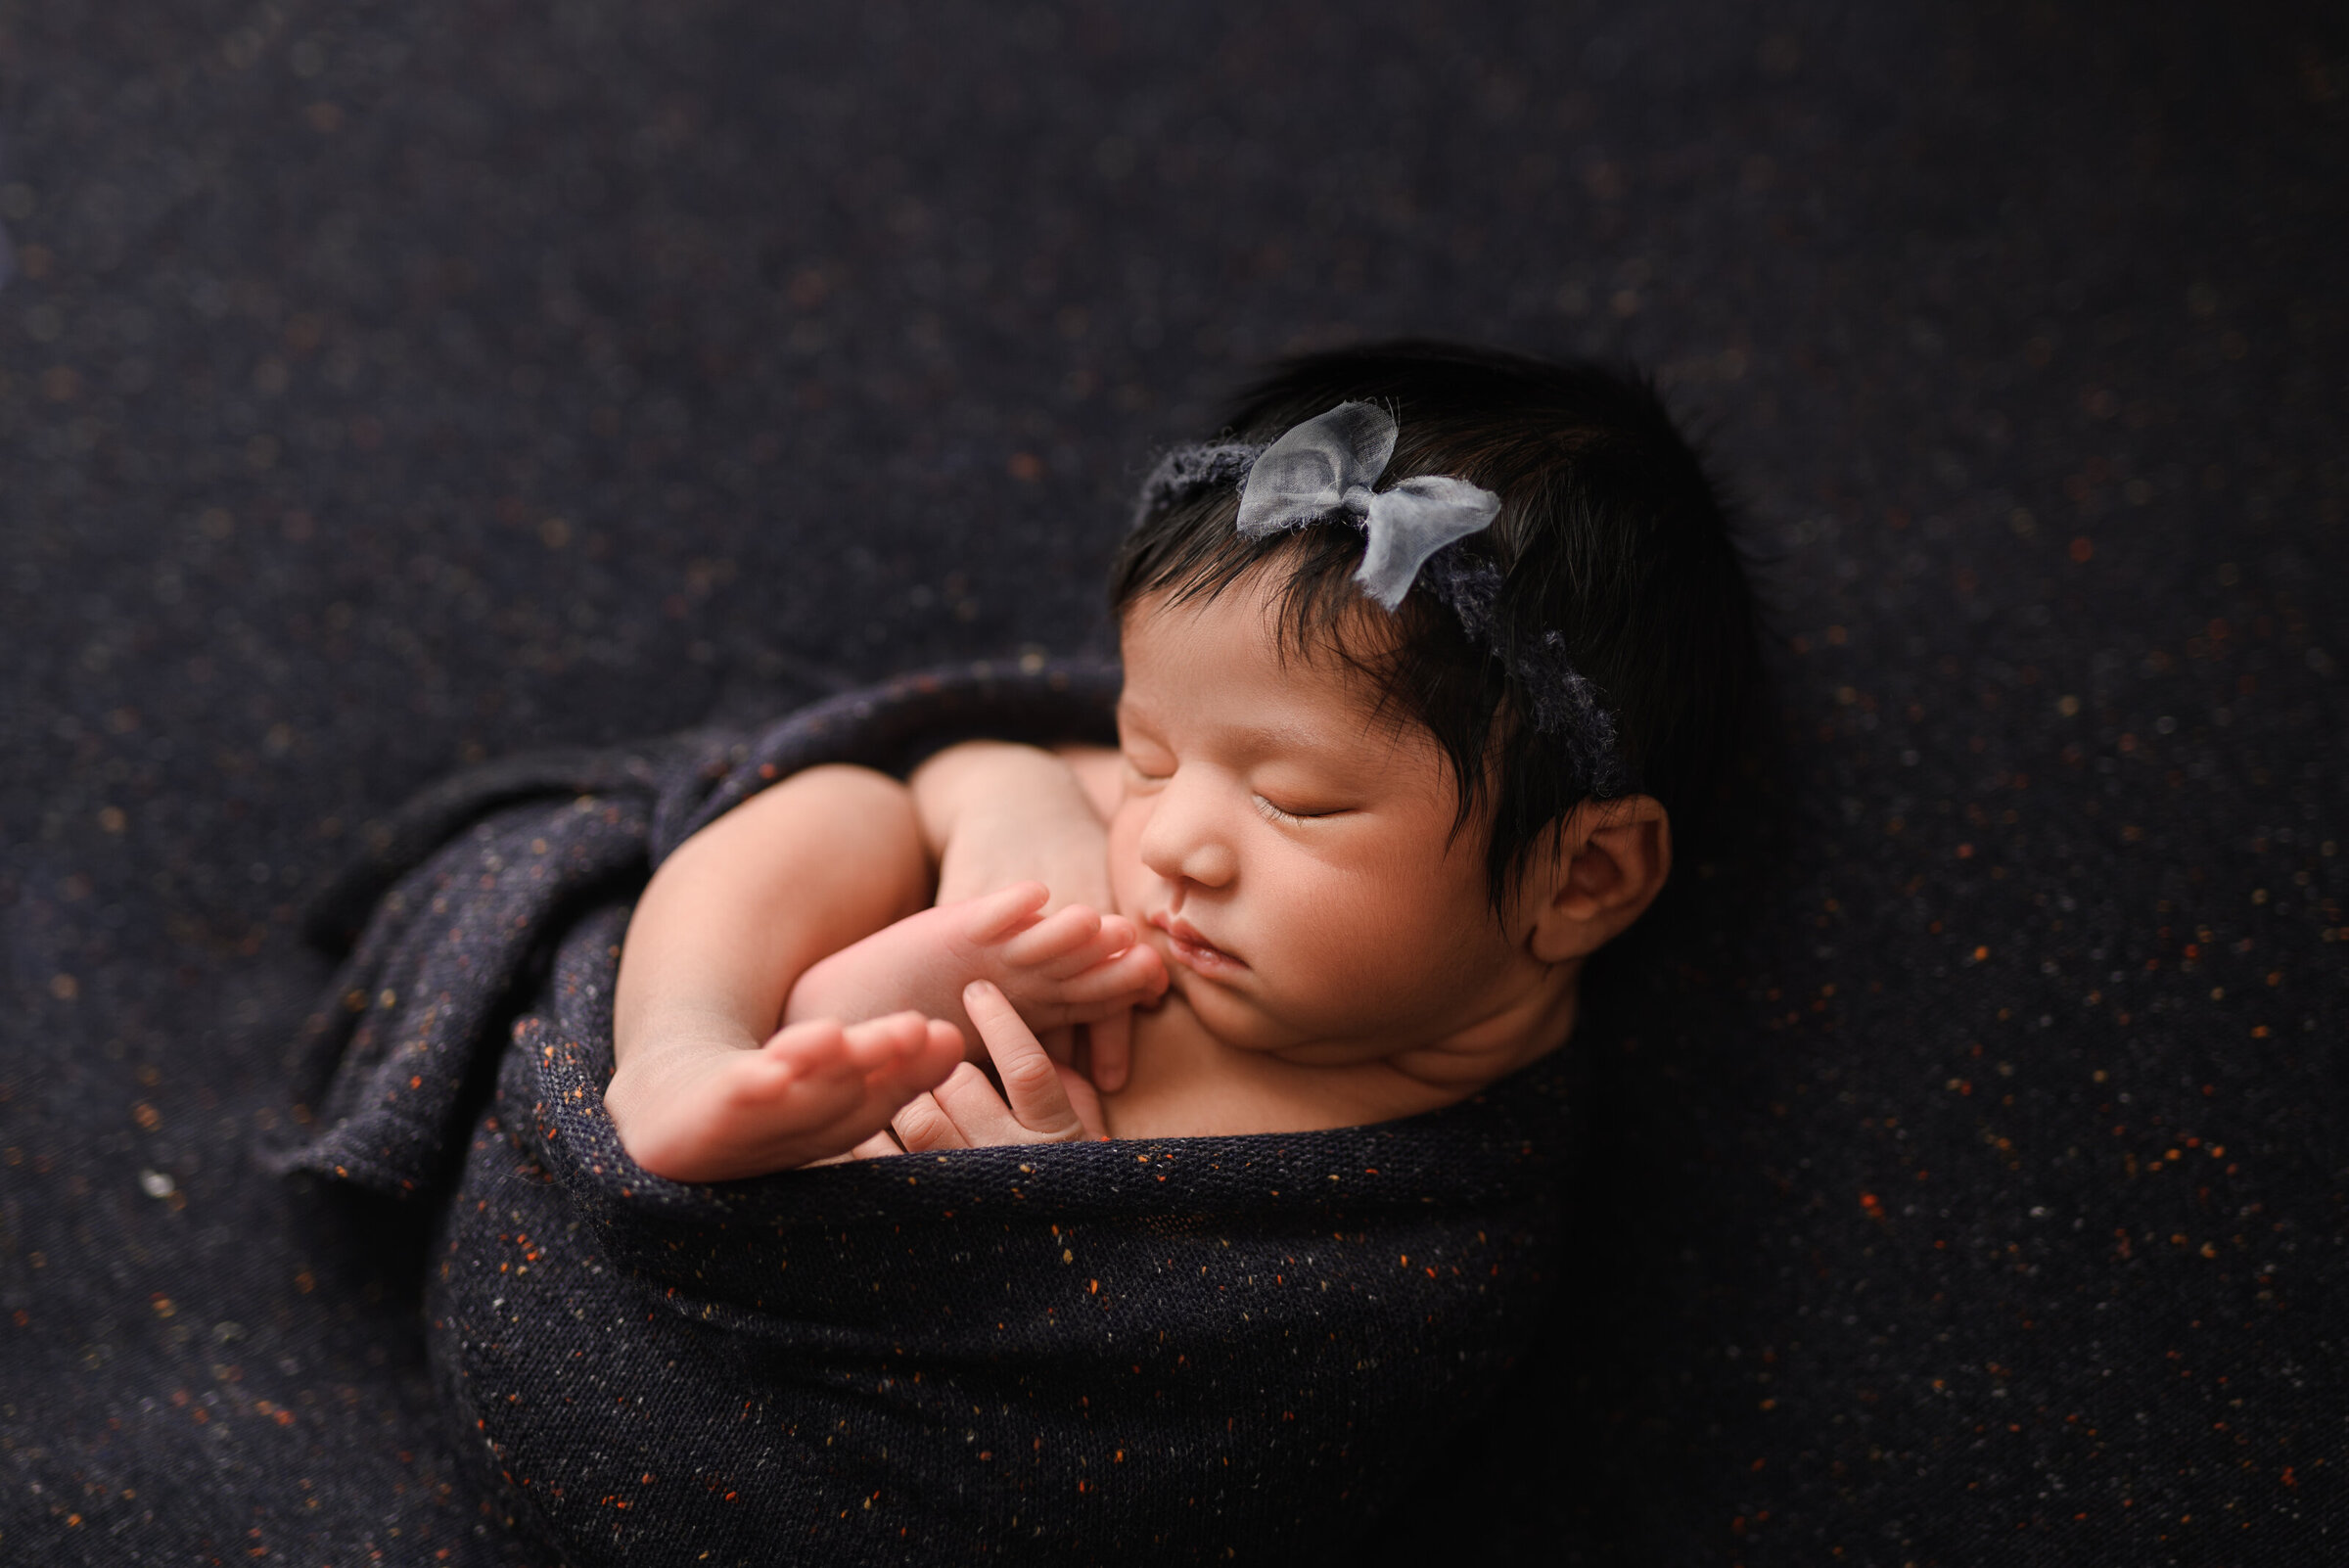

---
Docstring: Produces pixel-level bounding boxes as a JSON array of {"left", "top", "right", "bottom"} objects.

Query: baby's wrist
[
  {"left": 935, "top": 816, "right": 1109, "bottom": 910},
  {"left": 912, "top": 742, "right": 1080, "bottom": 837}
]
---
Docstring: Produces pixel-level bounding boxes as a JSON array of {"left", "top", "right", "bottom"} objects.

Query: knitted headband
[{"left": 1129, "top": 402, "right": 1629, "bottom": 795}]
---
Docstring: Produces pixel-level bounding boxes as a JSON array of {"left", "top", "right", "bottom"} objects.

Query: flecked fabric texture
[
  {"left": 1, "top": 1, "right": 2343, "bottom": 1565},
  {"left": 267, "top": 662, "right": 1568, "bottom": 1564}
]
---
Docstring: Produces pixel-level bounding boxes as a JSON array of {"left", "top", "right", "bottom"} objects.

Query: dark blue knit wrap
[{"left": 269, "top": 662, "right": 1573, "bottom": 1567}]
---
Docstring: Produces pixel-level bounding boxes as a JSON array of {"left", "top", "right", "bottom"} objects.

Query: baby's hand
[
  {"left": 939, "top": 818, "right": 1140, "bottom": 1091},
  {"left": 784, "top": 880, "right": 1164, "bottom": 1091},
  {"left": 913, "top": 742, "right": 1139, "bottom": 1090},
  {"left": 606, "top": 1012, "right": 964, "bottom": 1183},
  {"left": 848, "top": 980, "right": 1109, "bottom": 1157}
]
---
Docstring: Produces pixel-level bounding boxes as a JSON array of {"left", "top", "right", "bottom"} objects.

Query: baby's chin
[
  {"left": 1160, "top": 965, "right": 1386, "bottom": 1062},
  {"left": 1157, "top": 962, "right": 1275, "bottom": 1045}
]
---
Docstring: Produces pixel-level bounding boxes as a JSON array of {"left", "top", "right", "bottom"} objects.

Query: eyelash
[
  {"left": 1125, "top": 752, "right": 1324, "bottom": 823},
  {"left": 1252, "top": 794, "right": 1309, "bottom": 825}
]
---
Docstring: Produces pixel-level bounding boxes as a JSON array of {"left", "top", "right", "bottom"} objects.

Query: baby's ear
[{"left": 1523, "top": 796, "right": 1673, "bottom": 965}]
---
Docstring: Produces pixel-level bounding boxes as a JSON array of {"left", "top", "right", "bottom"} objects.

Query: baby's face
[{"left": 1109, "top": 576, "right": 1538, "bottom": 1065}]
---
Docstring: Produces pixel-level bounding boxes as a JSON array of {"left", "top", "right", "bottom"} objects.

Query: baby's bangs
[{"left": 1119, "top": 507, "right": 1433, "bottom": 720}]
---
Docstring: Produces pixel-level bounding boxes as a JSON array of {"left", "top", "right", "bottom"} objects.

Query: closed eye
[{"left": 1253, "top": 794, "right": 1338, "bottom": 825}]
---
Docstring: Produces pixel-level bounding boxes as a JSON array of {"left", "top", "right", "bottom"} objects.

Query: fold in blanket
[{"left": 272, "top": 661, "right": 1573, "bottom": 1566}]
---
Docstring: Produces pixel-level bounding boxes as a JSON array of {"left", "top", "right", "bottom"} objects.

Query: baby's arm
[
  {"left": 609, "top": 752, "right": 1159, "bottom": 1179},
  {"left": 899, "top": 742, "right": 1156, "bottom": 1090},
  {"left": 910, "top": 741, "right": 1118, "bottom": 910},
  {"left": 607, "top": 764, "right": 965, "bottom": 1182}
]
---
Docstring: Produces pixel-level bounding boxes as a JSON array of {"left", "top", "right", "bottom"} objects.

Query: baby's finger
[
  {"left": 963, "top": 981, "right": 1088, "bottom": 1142},
  {"left": 1056, "top": 1058, "right": 1108, "bottom": 1139},
  {"left": 1029, "top": 912, "right": 1142, "bottom": 983},
  {"left": 759, "top": 1015, "right": 850, "bottom": 1057},
  {"left": 962, "top": 880, "right": 1051, "bottom": 943},
  {"left": 1085, "top": 1009, "right": 1131, "bottom": 1094},
  {"left": 926, "top": 1059, "right": 1035, "bottom": 1146},
  {"left": 848, "top": 1129, "right": 904, "bottom": 1161},
  {"left": 835, "top": 1010, "right": 939, "bottom": 1069},
  {"left": 998, "top": 903, "right": 1102, "bottom": 968},
  {"left": 1056, "top": 942, "right": 1169, "bottom": 1006},
  {"left": 890, "top": 1088, "right": 972, "bottom": 1153}
]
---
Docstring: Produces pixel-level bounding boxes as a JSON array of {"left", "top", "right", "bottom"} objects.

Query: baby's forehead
[
  {"left": 1121, "top": 603, "right": 1342, "bottom": 689},
  {"left": 1118, "top": 664, "right": 1435, "bottom": 779}
]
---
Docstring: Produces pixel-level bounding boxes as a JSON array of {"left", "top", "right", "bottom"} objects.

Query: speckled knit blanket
[{"left": 269, "top": 662, "right": 1573, "bottom": 1567}]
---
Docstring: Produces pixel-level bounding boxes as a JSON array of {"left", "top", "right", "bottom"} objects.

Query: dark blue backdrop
[{"left": 2, "top": 1, "right": 2342, "bottom": 1561}]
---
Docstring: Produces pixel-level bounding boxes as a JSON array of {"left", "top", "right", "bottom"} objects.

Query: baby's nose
[{"left": 1136, "top": 779, "right": 1237, "bottom": 889}]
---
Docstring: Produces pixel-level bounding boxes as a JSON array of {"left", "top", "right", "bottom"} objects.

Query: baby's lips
[{"left": 1157, "top": 913, "right": 1239, "bottom": 965}]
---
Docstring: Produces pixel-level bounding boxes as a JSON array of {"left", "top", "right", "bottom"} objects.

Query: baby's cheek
[
  {"left": 1292, "top": 879, "right": 1476, "bottom": 1019},
  {"left": 1276, "top": 893, "right": 1402, "bottom": 995},
  {"left": 1103, "top": 808, "right": 1148, "bottom": 918}
]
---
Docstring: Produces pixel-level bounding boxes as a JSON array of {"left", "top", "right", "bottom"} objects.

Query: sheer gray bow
[{"left": 1234, "top": 401, "right": 1502, "bottom": 610}]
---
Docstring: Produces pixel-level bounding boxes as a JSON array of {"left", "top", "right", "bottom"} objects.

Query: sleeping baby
[{"left": 602, "top": 341, "right": 1760, "bottom": 1182}]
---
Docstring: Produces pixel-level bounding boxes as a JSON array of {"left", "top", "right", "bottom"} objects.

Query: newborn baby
[{"left": 604, "top": 342, "right": 1760, "bottom": 1182}]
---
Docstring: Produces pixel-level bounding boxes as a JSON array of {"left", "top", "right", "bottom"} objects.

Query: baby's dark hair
[{"left": 1109, "top": 339, "right": 1762, "bottom": 915}]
